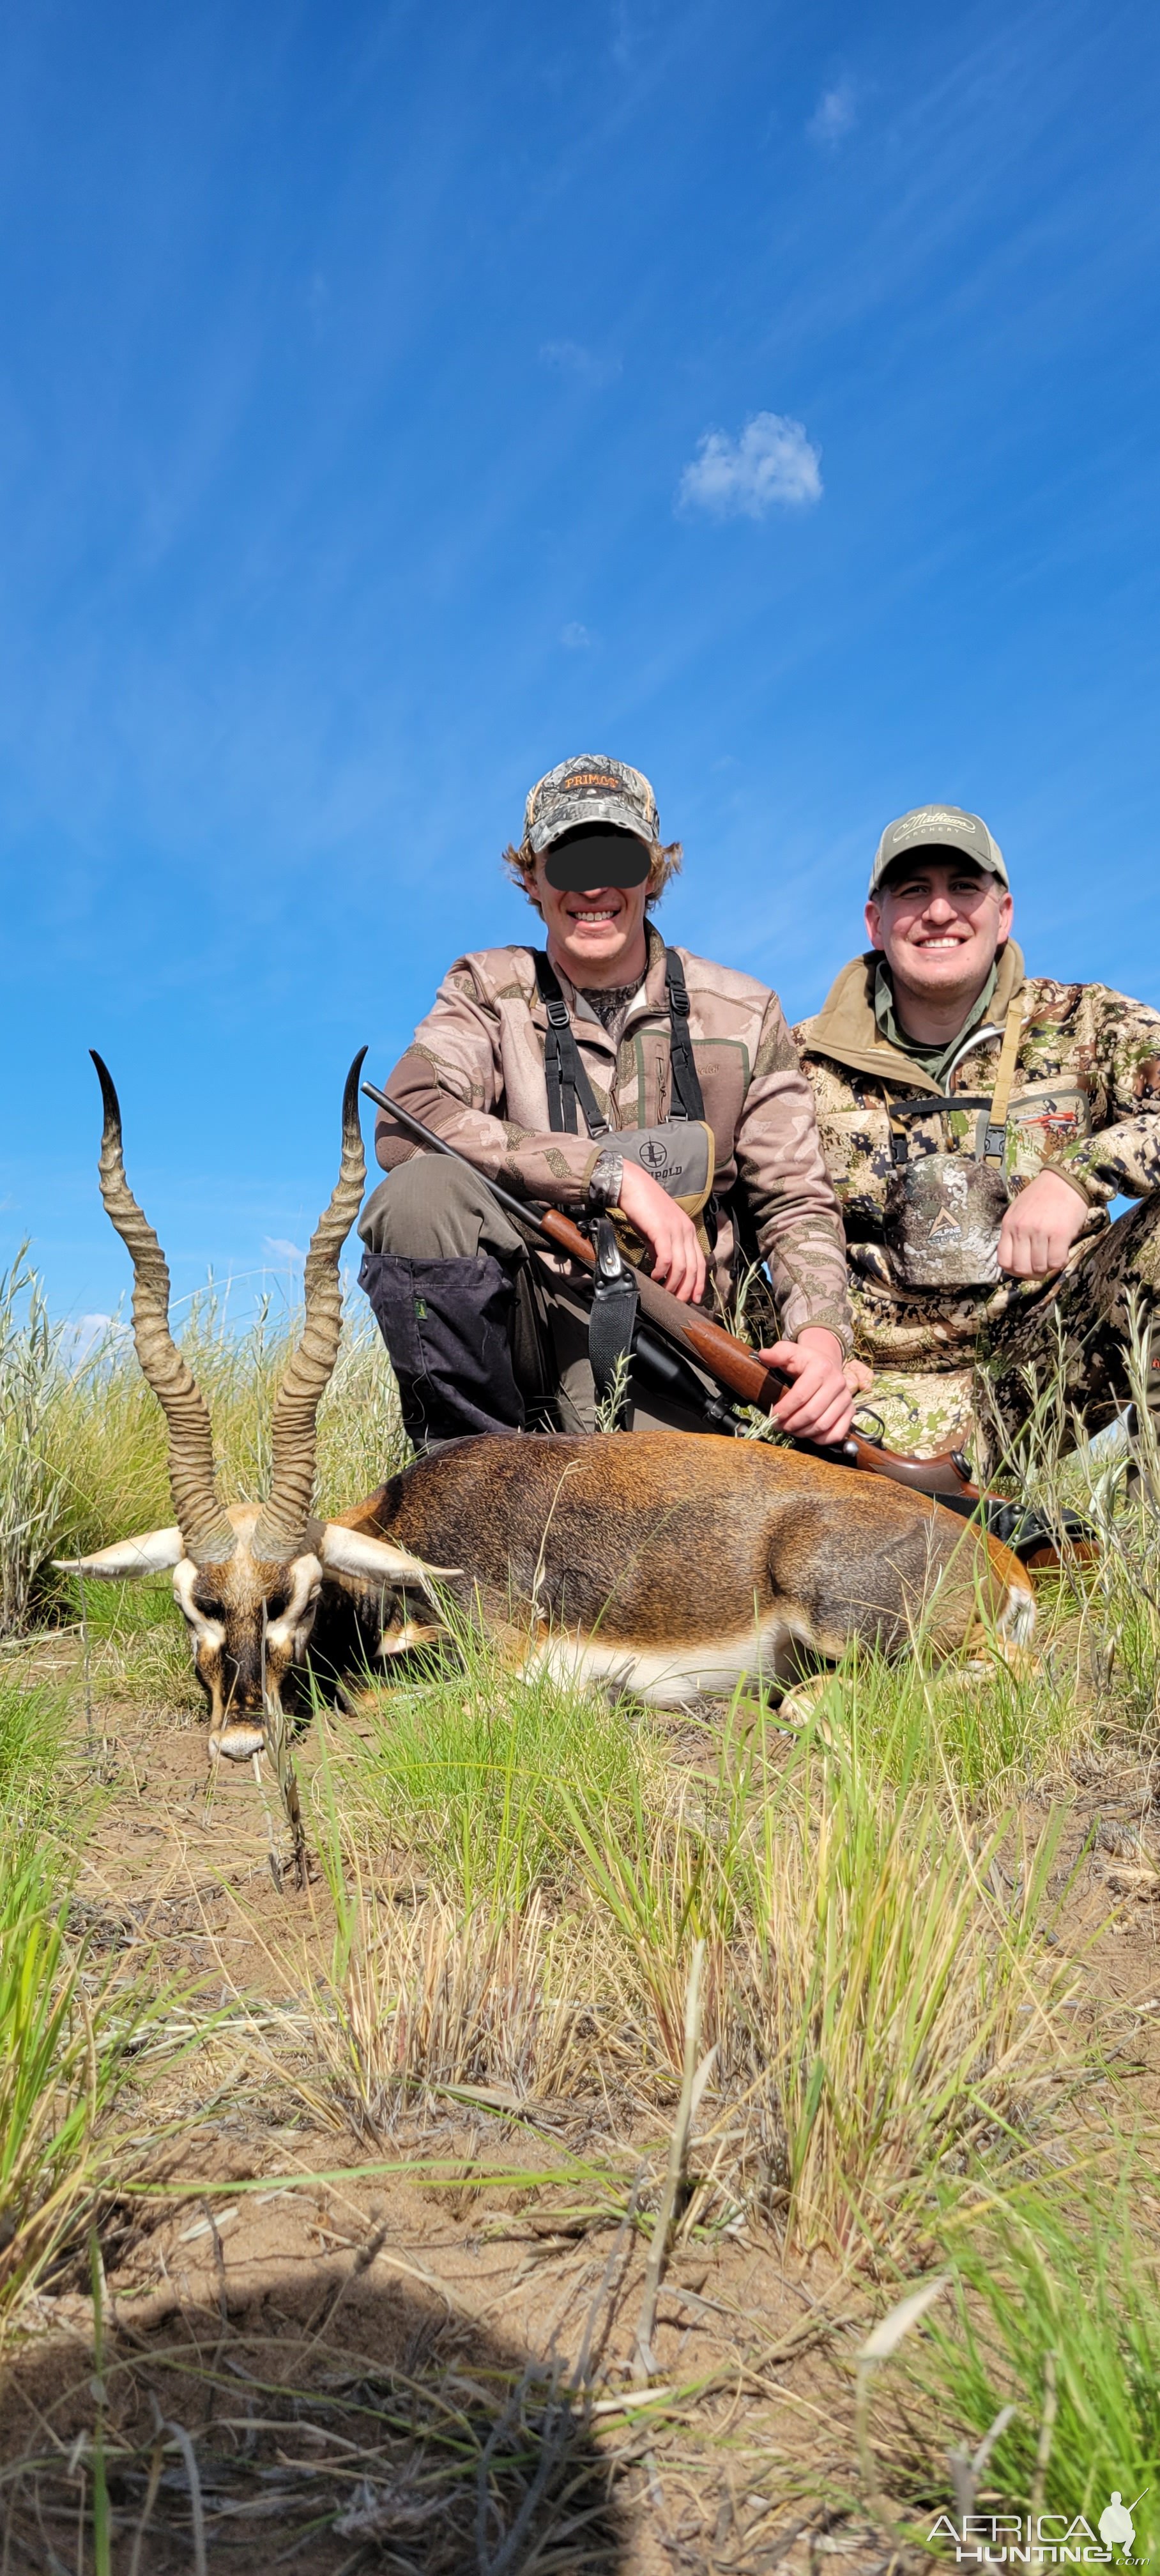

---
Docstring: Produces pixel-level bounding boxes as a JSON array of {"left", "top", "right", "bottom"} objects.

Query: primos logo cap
[{"left": 524, "top": 752, "right": 660, "bottom": 857}]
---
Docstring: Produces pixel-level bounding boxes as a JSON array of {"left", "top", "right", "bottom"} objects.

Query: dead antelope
[
  {"left": 334, "top": 1430, "right": 1035, "bottom": 1703},
  {"left": 59, "top": 1043, "right": 1033, "bottom": 1740}
]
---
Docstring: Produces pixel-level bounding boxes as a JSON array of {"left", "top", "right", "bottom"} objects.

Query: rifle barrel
[{"left": 362, "top": 1084, "right": 558, "bottom": 1245}]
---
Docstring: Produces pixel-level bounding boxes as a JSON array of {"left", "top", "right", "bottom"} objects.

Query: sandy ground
[{"left": 1, "top": 1666, "right": 1158, "bottom": 2572}]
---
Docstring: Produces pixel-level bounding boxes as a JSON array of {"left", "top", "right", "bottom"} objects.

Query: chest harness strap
[
  {"left": 532, "top": 949, "right": 706, "bottom": 1135},
  {"left": 886, "top": 999, "right": 1025, "bottom": 1165}
]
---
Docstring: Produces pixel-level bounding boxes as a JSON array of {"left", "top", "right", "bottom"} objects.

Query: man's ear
[{"left": 865, "top": 897, "right": 885, "bottom": 951}]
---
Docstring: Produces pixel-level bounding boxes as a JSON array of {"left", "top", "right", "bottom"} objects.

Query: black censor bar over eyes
[{"left": 542, "top": 829, "right": 651, "bottom": 891}]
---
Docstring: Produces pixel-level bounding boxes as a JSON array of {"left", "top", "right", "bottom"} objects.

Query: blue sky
[{"left": 3, "top": 0, "right": 1157, "bottom": 1321}]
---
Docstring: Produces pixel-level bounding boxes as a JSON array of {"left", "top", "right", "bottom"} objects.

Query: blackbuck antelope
[{"left": 61, "top": 1054, "right": 1034, "bottom": 1756}]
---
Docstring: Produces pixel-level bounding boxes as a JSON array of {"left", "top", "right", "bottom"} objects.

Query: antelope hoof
[
  {"left": 210, "top": 1720, "right": 268, "bottom": 1763},
  {"left": 777, "top": 1674, "right": 834, "bottom": 1735}
]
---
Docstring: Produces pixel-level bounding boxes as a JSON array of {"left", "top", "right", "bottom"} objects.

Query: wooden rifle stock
[
  {"left": 362, "top": 1080, "right": 981, "bottom": 1508},
  {"left": 534, "top": 1204, "right": 977, "bottom": 1499}
]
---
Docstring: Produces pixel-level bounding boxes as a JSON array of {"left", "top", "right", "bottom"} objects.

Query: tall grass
[
  {"left": 0, "top": 1255, "right": 406, "bottom": 1633},
  {"left": 874, "top": 2178, "right": 1160, "bottom": 2536},
  {"left": 293, "top": 1669, "right": 1087, "bottom": 2256},
  {"left": 0, "top": 1664, "right": 66, "bottom": 1826}
]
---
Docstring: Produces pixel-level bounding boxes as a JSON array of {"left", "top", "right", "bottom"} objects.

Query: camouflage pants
[{"left": 853, "top": 1193, "right": 1160, "bottom": 1472}]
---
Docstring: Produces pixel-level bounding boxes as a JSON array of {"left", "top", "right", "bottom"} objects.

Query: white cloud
[
  {"left": 62, "top": 1313, "right": 124, "bottom": 1368},
  {"left": 560, "top": 620, "right": 592, "bottom": 649},
  {"left": 807, "top": 79, "right": 858, "bottom": 146},
  {"left": 264, "top": 1236, "right": 305, "bottom": 1262},
  {"left": 539, "top": 339, "right": 621, "bottom": 388},
  {"left": 677, "top": 412, "right": 823, "bottom": 520}
]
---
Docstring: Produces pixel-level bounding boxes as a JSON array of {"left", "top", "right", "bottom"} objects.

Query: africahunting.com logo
[
  {"left": 927, "top": 2504, "right": 1144, "bottom": 2565},
  {"left": 929, "top": 2494, "right": 1148, "bottom": 2563}
]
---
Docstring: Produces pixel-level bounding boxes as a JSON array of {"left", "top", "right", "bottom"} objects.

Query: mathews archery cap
[
  {"left": 526, "top": 754, "right": 659, "bottom": 890},
  {"left": 869, "top": 804, "right": 1009, "bottom": 898}
]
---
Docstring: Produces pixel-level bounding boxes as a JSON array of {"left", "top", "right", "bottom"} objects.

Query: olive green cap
[{"left": 869, "top": 804, "right": 1009, "bottom": 897}]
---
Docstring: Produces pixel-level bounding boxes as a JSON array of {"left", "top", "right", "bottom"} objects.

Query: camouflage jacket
[
  {"left": 379, "top": 923, "right": 853, "bottom": 1349},
  {"left": 793, "top": 941, "right": 1160, "bottom": 1370}
]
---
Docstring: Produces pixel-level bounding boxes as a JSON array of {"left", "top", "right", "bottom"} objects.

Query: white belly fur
[{"left": 527, "top": 1618, "right": 806, "bottom": 1706}]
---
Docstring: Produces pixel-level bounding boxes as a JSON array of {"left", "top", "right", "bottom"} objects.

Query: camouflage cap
[
  {"left": 869, "top": 804, "right": 1009, "bottom": 897},
  {"left": 524, "top": 754, "right": 659, "bottom": 856}
]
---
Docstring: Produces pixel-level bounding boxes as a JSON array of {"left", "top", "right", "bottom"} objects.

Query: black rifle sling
[
  {"left": 532, "top": 953, "right": 610, "bottom": 1137},
  {"left": 663, "top": 948, "right": 706, "bottom": 1121}
]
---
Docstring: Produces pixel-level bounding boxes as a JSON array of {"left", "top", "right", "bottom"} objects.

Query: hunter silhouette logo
[{"left": 1099, "top": 2497, "right": 1141, "bottom": 2556}]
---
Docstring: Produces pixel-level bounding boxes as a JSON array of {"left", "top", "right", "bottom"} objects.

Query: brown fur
[{"left": 335, "top": 1432, "right": 1032, "bottom": 1680}]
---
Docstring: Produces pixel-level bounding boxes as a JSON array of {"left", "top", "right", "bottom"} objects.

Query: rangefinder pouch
[{"left": 609, "top": 1119, "right": 717, "bottom": 1267}]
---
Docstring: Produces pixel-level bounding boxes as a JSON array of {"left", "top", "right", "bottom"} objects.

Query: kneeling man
[
  {"left": 794, "top": 804, "right": 1160, "bottom": 1467},
  {"left": 360, "top": 753, "right": 853, "bottom": 1446}
]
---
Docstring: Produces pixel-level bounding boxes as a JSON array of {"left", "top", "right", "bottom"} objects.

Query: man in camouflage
[
  {"left": 360, "top": 754, "right": 853, "bottom": 1445},
  {"left": 793, "top": 804, "right": 1160, "bottom": 1468}
]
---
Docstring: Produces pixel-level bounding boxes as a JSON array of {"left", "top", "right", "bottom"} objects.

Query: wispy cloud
[
  {"left": 539, "top": 338, "right": 621, "bottom": 388},
  {"left": 677, "top": 412, "right": 823, "bottom": 519},
  {"left": 264, "top": 1236, "right": 305, "bottom": 1262},
  {"left": 807, "top": 79, "right": 858, "bottom": 147},
  {"left": 560, "top": 620, "right": 593, "bottom": 649}
]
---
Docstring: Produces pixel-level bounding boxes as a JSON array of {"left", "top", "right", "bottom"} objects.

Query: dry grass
[{"left": 193, "top": 1682, "right": 1092, "bottom": 2270}]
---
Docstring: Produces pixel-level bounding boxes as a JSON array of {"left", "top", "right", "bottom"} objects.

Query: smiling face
[
  {"left": 521, "top": 833, "right": 652, "bottom": 989},
  {"left": 866, "top": 855, "right": 1013, "bottom": 1016}
]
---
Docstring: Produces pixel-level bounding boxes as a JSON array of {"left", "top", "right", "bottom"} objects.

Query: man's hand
[
  {"left": 614, "top": 1163, "right": 707, "bottom": 1305},
  {"left": 756, "top": 1328, "right": 854, "bottom": 1444},
  {"left": 996, "top": 1169, "right": 1088, "bottom": 1279}
]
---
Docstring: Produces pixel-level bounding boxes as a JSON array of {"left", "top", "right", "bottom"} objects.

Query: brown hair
[{"left": 501, "top": 836, "right": 683, "bottom": 916}]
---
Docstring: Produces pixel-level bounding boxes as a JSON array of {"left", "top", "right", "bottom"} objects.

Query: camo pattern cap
[{"left": 524, "top": 754, "right": 660, "bottom": 855}]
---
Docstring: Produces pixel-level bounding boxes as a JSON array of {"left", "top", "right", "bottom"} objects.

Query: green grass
[
  {"left": 0, "top": 1662, "right": 68, "bottom": 1825},
  {"left": 870, "top": 2177, "right": 1160, "bottom": 2542},
  {"left": 775, "top": 1638, "right": 1100, "bottom": 1802},
  {"left": 339, "top": 1623, "right": 664, "bottom": 1912}
]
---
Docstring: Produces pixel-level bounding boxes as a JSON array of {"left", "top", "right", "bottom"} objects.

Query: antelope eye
[
  {"left": 194, "top": 1597, "right": 224, "bottom": 1621},
  {"left": 266, "top": 1591, "right": 289, "bottom": 1620}
]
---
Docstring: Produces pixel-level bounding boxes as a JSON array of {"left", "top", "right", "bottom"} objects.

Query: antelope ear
[
  {"left": 54, "top": 1528, "right": 185, "bottom": 1579},
  {"left": 317, "top": 1523, "right": 460, "bottom": 1600}
]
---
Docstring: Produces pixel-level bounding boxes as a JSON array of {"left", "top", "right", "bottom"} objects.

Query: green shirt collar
[{"left": 873, "top": 961, "right": 999, "bottom": 1087}]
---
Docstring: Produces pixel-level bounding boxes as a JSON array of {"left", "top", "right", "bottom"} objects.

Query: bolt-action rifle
[{"left": 361, "top": 1083, "right": 1094, "bottom": 1566}]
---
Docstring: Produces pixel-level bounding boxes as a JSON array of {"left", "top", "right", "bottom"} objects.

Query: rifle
[{"left": 360, "top": 1084, "right": 1094, "bottom": 1564}]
